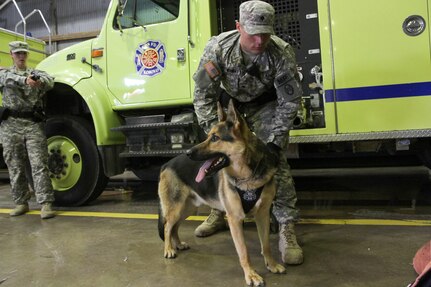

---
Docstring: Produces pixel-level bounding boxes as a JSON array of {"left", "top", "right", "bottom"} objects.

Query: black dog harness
[{"left": 235, "top": 185, "right": 264, "bottom": 213}]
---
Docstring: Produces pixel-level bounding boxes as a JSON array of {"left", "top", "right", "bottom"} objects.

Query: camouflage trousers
[
  {"left": 0, "top": 118, "right": 54, "bottom": 205},
  {"left": 242, "top": 101, "right": 299, "bottom": 224}
]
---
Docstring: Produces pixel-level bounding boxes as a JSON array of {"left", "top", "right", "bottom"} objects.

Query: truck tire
[{"left": 46, "top": 116, "right": 108, "bottom": 206}]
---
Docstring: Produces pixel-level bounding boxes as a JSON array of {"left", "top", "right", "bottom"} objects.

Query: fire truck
[{"left": 35, "top": 0, "right": 431, "bottom": 205}]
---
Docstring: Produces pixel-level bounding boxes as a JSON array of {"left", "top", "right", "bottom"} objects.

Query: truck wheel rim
[{"left": 47, "top": 135, "right": 82, "bottom": 191}]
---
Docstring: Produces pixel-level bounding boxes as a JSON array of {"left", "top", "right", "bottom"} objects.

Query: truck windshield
[{"left": 116, "top": 0, "right": 180, "bottom": 29}]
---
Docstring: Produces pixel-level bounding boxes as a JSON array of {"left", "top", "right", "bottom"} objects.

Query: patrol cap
[
  {"left": 9, "top": 41, "right": 29, "bottom": 53},
  {"left": 239, "top": 0, "right": 275, "bottom": 35}
]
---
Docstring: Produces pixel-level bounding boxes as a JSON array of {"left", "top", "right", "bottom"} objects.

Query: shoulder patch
[{"left": 203, "top": 61, "right": 221, "bottom": 79}]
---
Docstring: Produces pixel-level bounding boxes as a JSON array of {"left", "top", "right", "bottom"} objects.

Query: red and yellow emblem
[{"left": 141, "top": 49, "right": 159, "bottom": 68}]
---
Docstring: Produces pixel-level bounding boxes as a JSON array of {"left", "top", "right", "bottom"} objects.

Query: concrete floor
[{"left": 1, "top": 166, "right": 431, "bottom": 287}]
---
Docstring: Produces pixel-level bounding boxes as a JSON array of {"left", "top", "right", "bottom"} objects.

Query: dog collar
[{"left": 235, "top": 185, "right": 264, "bottom": 214}]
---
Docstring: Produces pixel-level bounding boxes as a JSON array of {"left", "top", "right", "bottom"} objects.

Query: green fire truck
[{"left": 36, "top": 0, "right": 431, "bottom": 205}]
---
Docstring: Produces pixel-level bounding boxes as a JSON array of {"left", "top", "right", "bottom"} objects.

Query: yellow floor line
[
  {"left": 1, "top": 208, "right": 431, "bottom": 226},
  {"left": 0, "top": 209, "right": 158, "bottom": 220}
]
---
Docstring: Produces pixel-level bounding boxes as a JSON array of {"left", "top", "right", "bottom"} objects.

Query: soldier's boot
[
  {"left": 10, "top": 203, "right": 29, "bottom": 216},
  {"left": 279, "top": 222, "right": 304, "bottom": 265},
  {"left": 194, "top": 209, "right": 226, "bottom": 237},
  {"left": 40, "top": 203, "right": 56, "bottom": 219}
]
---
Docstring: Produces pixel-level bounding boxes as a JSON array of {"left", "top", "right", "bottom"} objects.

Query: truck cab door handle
[{"left": 177, "top": 48, "right": 186, "bottom": 62}]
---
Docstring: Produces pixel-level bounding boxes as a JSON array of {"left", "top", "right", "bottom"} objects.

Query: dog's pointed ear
[
  {"left": 226, "top": 99, "right": 239, "bottom": 124},
  {"left": 217, "top": 101, "right": 226, "bottom": 122},
  {"left": 227, "top": 99, "right": 247, "bottom": 137}
]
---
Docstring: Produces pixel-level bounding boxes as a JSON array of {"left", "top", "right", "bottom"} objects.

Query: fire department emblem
[{"left": 134, "top": 40, "right": 166, "bottom": 77}]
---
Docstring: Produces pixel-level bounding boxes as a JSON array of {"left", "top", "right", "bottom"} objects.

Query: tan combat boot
[
  {"left": 194, "top": 209, "right": 226, "bottom": 237},
  {"left": 41, "top": 203, "right": 56, "bottom": 219},
  {"left": 10, "top": 203, "right": 29, "bottom": 216},
  {"left": 279, "top": 222, "right": 303, "bottom": 265}
]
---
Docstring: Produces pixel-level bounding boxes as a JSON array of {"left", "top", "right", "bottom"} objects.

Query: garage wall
[{"left": 0, "top": 0, "right": 111, "bottom": 52}]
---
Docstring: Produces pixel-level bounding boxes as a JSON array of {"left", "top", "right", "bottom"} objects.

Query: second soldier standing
[{"left": 0, "top": 41, "right": 56, "bottom": 219}]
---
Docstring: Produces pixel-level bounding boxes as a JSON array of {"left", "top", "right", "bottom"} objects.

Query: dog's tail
[{"left": 158, "top": 204, "right": 165, "bottom": 241}]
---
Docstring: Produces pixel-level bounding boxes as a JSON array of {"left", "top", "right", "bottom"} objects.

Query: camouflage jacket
[
  {"left": 193, "top": 30, "right": 302, "bottom": 147},
  {"left": 0, "top": 66, "right": 54, "bottom": 112}
]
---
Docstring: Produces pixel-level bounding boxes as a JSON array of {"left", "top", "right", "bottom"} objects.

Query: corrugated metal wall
[{"left": 0, "top": 0, "right": 111, "bottom": 52}]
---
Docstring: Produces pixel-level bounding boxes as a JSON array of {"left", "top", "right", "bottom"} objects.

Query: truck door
[
  {"left": 329, "top": 0, "right": 431, "bottom": 133},
  {"left": 106, "top": 0, "right": 190, "bottom": 106}
]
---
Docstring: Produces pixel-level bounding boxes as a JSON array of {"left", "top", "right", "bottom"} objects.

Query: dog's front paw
[
  {"left": 266, "top": 262, "right": 286, "bottom": 274},
  {"left": 176, "top": 241, "right": 190, "bottom": 250},
  {"left": 164, "top": 248, "right": 177, "bottom": 259},
  {"left": 244, "top": 269, "right": 264, "bottom": 286}
]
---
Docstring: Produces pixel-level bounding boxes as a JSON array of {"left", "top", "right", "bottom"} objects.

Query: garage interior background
[
  {"left": 1, "top": 3, "right": 431, "bottom": 285},
  {"left": 1, "top": 0, "right": 110, "bottom": 52}
]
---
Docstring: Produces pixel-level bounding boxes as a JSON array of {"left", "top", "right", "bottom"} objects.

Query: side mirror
[
  {"left": 117, "top": 0, "right": 127, "bottom": 16},
  {"left": 116, "top": 0, "right": 128, "bottom": 33}
]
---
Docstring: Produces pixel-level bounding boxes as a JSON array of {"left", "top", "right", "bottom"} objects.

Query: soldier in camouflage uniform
[
  {"left": 193, "top": 0, "right": 303, "bottom": 264},
  {"left": 0, "top": 41, "right": 56, "bottom": 219}
]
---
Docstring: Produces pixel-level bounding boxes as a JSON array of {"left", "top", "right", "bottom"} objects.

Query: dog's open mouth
[{"left": 195, "top": 156, "right": 228, "bottom": 183}]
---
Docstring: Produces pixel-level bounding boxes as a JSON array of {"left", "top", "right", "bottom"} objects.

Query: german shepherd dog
[{"left": 158, "top": 100, "right": 286, "bottom": 286}]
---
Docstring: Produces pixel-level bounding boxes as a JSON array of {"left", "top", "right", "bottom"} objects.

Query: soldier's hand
[{"left": 26, "top": 76, "right": 41, "bottom": 88}]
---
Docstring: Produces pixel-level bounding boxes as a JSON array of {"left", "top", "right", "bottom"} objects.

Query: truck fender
[{"left": 72, "top": 78, "right": 125, "bottom": 146}]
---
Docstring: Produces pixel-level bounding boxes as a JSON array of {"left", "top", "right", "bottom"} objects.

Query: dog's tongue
[{"left": 195, "top": 159, "right": 214, "bottom": 183}]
